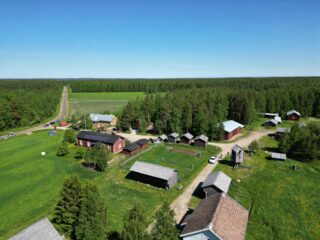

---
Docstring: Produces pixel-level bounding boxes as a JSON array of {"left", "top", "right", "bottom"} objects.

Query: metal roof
[
  {"left": 232, "top": 144, "right": 243, "bottom": 153},
  {"left": 90, "top": 113, "right": 114, "bottom": 122},
  {"left": 274, "top": 116, "right": 282, "bottom": 123},
  {"left": 182, "top": 132, "right": 194, "bottom": 140},
  {"left": 264, "top": 113, "right": 279, "bottom": 117},
  {"left": 169, "top": 132, "right": 179, "bottom": 138},
  {"left": 130, "top": 161, "right": 177, "bottom": 181},
  {"left": 223, "top": 120, "right": 244, "bottom": 133},
  {"left": 271, "top": 152, "right": 287, "bottom": 160},
  {"left": 276, "top": 128, "right": 291, "bottom": 133},
  {"left": 265, "top": 119, "right": 278, "bottom": 125},
  {"left": 159, "top": 134, "right": 168, "bottom": 140},
  {"left": 9, "top": 218, "right": 63, "bottom": 240},
  {"left": 77, "top": 131, "right": 121, "bottom": 144},
  {"left": 286, "top": 110, "right": 301, "bottom": 116},
  {"left": 194, "top": 134, "right": 209, "bottom": 142},
  {"left": 202, "top": 171, "right": 232, "bottom": 193},
  {"left": 180, "top": 193, "right": 249, "bottom": 240}
]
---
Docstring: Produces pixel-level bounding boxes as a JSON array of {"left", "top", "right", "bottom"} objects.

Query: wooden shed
[
  {"left": 231, "top": 144, "right": 244, "bottom": 168},
  {"left": 122, "top": 143, "right": 140, "bottom": 155},
  {"left": 201, "top": 171, "right": 232, "bottom": 197},
  {"left": 264, "top": 119, "right": 278, "bottom": 127},
  {"left": 180, "top": 133, "right": 194, "bottom": 145},
  {"left": 168, "top": 133, "right": 179, "bottom": 143},
  {"left": 135, "top": 138, "right": 149, "bottom": 150},
  {"left": 286, "top": 110, "right": 301, "bottom": 121},
  {"left": 128, "top": 161, "right": 178, "bottom": 189},
  {"left": 194, "top": 135, "right": 209, "bottom": 148}
]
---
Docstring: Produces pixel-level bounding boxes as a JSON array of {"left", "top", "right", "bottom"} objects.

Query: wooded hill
[{"left": 0, "top": 80, "right": 62, "bottom": 131}]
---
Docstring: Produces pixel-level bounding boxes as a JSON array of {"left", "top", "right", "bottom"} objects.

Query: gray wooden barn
[{"left": 201, "top": 171, "right": 232, "bottom": 197}]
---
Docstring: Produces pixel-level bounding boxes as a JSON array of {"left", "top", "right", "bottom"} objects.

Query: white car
[{"left": 208, "top": 156, "right": 217, "bottom": 164}]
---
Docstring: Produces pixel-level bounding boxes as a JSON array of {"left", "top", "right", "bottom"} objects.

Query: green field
[
  {"left": 0, "top": 131, "right": 219, "bottom": 239},
  {"left": 70, "top": 92, "right": 146, "bottom": 115},
  {"left": 191, "top": 136, "right": 320, "bottom": 240},
  {"left": 0, "top": 131, "right": 98, "bottom": 239}
]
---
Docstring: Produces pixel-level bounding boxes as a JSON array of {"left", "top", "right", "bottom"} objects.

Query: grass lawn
[
  {"left": 0, "top": 132, "right": 220, "bottom": 238},
  {"left": 0, "top": 131, "right": 98, "bottom": 239},
  {"left": 70, "top": 92, "right": 146, "bottom": 115},
  {"left": 191, "top": 136, "right": 320, "bottom": 240}
]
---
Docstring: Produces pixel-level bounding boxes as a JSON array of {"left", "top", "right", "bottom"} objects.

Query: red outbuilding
[
  {"left": 223, "top": 120, "right": 244, "bottom": 140},
  {"left": 286, "top": 110, "right": 301, "bottom": 121}
]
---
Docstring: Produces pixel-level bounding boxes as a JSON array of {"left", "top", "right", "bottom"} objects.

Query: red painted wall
[
  {"left": 77, "top": 137, "right": 125, "bottom": 153},
  {"left": 225, "top": 127, "right": 242, "bottom": 140},
  {"left": 287, "top": 114, "right": 300, "bottom": 121}
]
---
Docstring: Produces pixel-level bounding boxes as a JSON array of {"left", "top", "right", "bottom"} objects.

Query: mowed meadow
[
  {"left": 0, "top": 131, "right": 98, "bottom": 239},
  {"left": 0, "top": 130, "right": 219, "bottom": 239},
  {"left": 70, "top": 92, "right": 146, "bottom": 115}
]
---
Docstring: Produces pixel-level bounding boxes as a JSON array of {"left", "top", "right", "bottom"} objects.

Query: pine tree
[
  {"left": 121, "top": 204, "right": 148, "bottom": 240},
  {"left": 56, "top": 140, "right": 68, "bottom": 156},
  {"left": 53, "top": 175, "right": 82, "bottom": 239},
  {"left": 64, "top": 129, "right": 76, "bottom": 143},
  {"left": 151, "top": 202, "right": 179, "bottom": 240},
  {"left": 75, "top": 183, "right": 108, "bottom": 240},
  {"left": 120, "top": 102, "right": 135, "bottom": 131}
]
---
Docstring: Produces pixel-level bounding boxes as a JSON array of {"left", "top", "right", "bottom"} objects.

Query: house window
[{"left": 79, "top": 140, "right": 83, "bottom": 146}]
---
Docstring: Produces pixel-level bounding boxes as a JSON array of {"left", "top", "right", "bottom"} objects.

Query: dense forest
[
  {"left": 67, "top": 77, "right": 320, "bottom": 93},
  {"left": 0, "top": 80, "right": 62, "bottom": 131},
  {"left": 117, "top": 78, "right": 320, "bottom": 139}
]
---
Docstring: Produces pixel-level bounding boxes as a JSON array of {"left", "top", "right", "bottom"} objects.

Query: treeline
[
  {"left": 0, "top": 80, "right": 62, "bottom": 131},
  {"left": 54, "top": 176, "right": 179, "bottom": 240},
  {"left": 119, "top": 85, "right": 320, "bottom": 140},
  {"left": 279, "top": 123, "right": 320, "bottom": 162},
  {"left": 67, "top": 77, "right": 320, "bottom": 93}
]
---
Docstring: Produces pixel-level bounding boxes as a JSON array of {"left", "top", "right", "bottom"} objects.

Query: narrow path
[{"left": 14, "top": 86, "right": 69, "bottom": 136}]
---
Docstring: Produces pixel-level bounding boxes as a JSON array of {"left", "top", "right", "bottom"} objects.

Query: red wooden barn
[
  {"left": 222, "top": 120, "right": 244, "bottom": 140},
  {"left": 76, "top": 131, "right": 125, "bottom": 153},
  {"left": 286, "top": 110, "right": 301, "bottom": 121}
]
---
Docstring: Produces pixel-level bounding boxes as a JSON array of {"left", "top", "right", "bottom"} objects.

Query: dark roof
[
  {"left": 77, "top": 131, "right": 121, "bottom": 144},
  {"left": 130, "top": 161, "right": 177, "bottom": 180},
  {"left": 181, "top": 193, "right": 249, "bottom": 240},
  {"left": 123, "top": 143, "right": 140, "bottom": 152},
  {"left": 135, "top": 138, "right": 149, "bottom": 146},
  {"left": 9, "top": 218, "right": 63, "bottom": 240},
  {"left": 202, "top": 171, "right": 232, "bottom": 193}
]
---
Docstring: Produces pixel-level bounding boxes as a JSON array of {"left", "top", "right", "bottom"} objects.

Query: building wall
[
  {"left": 182, "top": 229, "right": 221, "bottom": 240},
  {"left": 168, "top": 136, "right": 177, "bottom": 143},
  {"left": 77, "top": 137, "right": 125, "bottom": 153},
  {"left": 168, "top": 171, "right": 178, "bottom": 188},
  {"left": 122, "top": 148, "right": 139, "bottom": 155},
  {"left": 194, "top": 140, "right": 207, "bottom": 148},
  {"left": 287, "top": 114, "right": 300, "bottom": 121},
  {"left": 181, "top": 138, "right": 192, "bottom": 145},
  {"left": 112, "top": 138, "right": 125, "bottom": 153},
  {"left": 204, "top": 186, "right": 220, "bottom": 198},
  {"left": 225, "top": 127, "right": 241, "bottom": 140}
]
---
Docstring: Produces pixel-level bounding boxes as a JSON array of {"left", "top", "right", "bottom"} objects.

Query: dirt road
[
  {"left": 13, "top": 86, "right": 69, "bottom": 136},
  {"left": 118, "top": 129, "right": 273, "bottom": 223}
]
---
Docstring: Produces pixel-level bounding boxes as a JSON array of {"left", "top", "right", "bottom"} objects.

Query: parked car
[
  {"left": 208, "top": 156, "right": 217, "bottom": 164},
  {"left": 44, "top": 123, "right": 50, "bottom": 127},
  {"left": 50, "top": 121, "right": 55, "bottom": 125}
]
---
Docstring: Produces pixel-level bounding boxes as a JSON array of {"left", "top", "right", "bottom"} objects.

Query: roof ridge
[{"left": 209, "top": 193, "right": 225, "bottom": 229}]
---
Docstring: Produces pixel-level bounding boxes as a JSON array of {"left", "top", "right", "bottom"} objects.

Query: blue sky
[{"left": 0, "top": 0, "right": 319, "bottom": 78}]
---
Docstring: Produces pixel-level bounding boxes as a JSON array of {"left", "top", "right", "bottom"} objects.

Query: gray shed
[
  {"left": 159, "top": 134, "right": 168, "bottom": 141},
  {"left": 180, "top": 133, "right": 194, "bottom": 144},
  {"left": 271, "top": 152, "right": 287, "bottom": 161},
  {"left": 194, "top": 135, "right": 209, "bottom": 148},
  {"left": 201, "top": 171, "right": 232, "bottom": 197},
  {"left": 129, "top": 161, "right": 178, "bottom": 189},
  {"left": 9, "top": 218, "right": 63, "bottom": 240},
  {"left": 168, "top": 132, "right": 179, "bottom": 143},
  {"left": 232, "top": 144, "right": 244, "bottom": 165}
]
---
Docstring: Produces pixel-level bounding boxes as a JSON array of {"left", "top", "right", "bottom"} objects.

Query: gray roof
[
  {"left": 223, "top": 120, "right": 244, "bottom": 133},
  {"left": 232, "top": 144, "right": 243, "bottom": 153},
  {"left": 265, "top": 119, "right": 278, "bottom": 125},
  {"left": 159, "top": 134, "right": 168, "bottom": 140},
  {"left": 9, "top": 218, "right": 63, "bottom": 240},
  {"left": 276, "top": 127, "right": 291, "bottom": 133},
  {"left": 202, "top": 171, "right": 232, "bottom": 193},
  {"left": 271, "top": 152, "right": 287, "bottom": 160},
  {"left": 286, "top": 110, "right": 301, "bottom": 117},
  {"left": 130, "top": 161, "right": 177, "bottom": 181},
  {"left": 274, "top": 116, "right": 282, "bottom": 123},
  {"left": 169, "top": 132, "right": 179, "bottom": 138},
  {"left": 265, "top": 113, "right": 279, "bottom": 117},
  {"left": 90, "top": 113, "right": 114, "bottom": 122},
  {"left": 182, "top": 132, "right": 194, "bottom": 140},
  {"left": 194, "top": 134, "right": 209, "bottom": 142}
]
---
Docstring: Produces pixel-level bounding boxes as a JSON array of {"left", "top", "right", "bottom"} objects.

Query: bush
[
  {"left": 74, "top": 149, "right": 85, "bottom": 159},
  {"left": 56, "top": 141, "right": 69, "bottom": 156}
]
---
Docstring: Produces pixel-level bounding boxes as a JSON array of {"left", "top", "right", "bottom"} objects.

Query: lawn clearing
[
  {"left": 70, "top": 92, "right": 146, "bottom": 115},
  {"left": 0, "top": 131, "right": 98, "bottom": 239},
  {"left": 0, "top": 132, "right": 220, "bottom": 238},
  {"left": 191, "top": 136, "right": 320, "bottom": 240}
]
